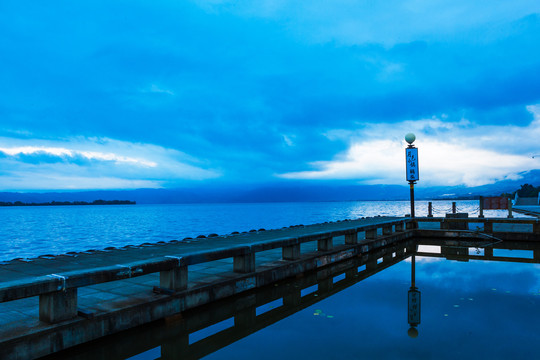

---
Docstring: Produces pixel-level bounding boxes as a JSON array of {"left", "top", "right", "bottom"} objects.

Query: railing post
[
  {"left": 39, "top": 288, "right": 78, "bottom": 323},
  {"left": 234, "top": 251, "right": 255, "bottom": 273},
  {"left": 406, "top": 221, "right": 417, "bottom": 230},
  {"left": 365, "top": 229, "right": 377, "bottom": 239},
  {"left": 534, "top": 222, "right": 540, "bottom": 235},
  {"left": 479, "top": 196, "right": 485, "bottom": 218},
  {"left": 345, "top": 231, "right": 358, "bottom": 244},
  {"left": 366, "top": 258, "right": 377, "bottom": 270},
  {"left": 428, "top": 202, "right": 433, "bottom": 217},
  {"left": 161, "top": 323, "right": 189, "bottom": 358},
  {"left": 160, "top": 265, "right": 188, "bottom": 292},
  {"left": 317, "top": 237, "right": 333, "bottom": 251},
  {"left": 484, "top": 221, "right": 493, "bottom": 233},
  {"left": 507, "top": 202, "right": 514, "bottom": 218},
  {"left": 235, "top": 308, "right": 256, "bottom": 328},
  {"left": 283, "top": 289, "right": 302, "bottom": 307},
  {"left": 282, "top": 244, "right": 301, "bottom": 260},
  {"left": 318, "top": 278, "right": 333, "bottom": 292},
  {"left": 452, "top": 202, "right": 456, "bottom": 214},
  {"left": 345, "top": 269, "right": 357, "bottom": 279},
  {"left": 440, "top": 220, "right": 448, "bottom": 230}
]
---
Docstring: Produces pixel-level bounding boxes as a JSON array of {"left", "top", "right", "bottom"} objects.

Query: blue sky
[{"left": 1, "top": 0, "right": 540, "bottom": 190}]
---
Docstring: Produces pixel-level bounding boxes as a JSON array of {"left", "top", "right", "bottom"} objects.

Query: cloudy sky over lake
[{"left": 1, "top": 0, "right": 540, "bottom": 190}]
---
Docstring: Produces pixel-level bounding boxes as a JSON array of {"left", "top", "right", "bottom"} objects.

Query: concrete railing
[
  {"left": 415, "top": 217, "right": 540, "bottom": 233},
  {"left": 0, "top": 218, "right": 411, "bottom": 324}
]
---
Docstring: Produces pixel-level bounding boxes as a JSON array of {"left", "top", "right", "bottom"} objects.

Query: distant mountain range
[{"left": 2, "top": 170, "right": 539, "bottom": 204}]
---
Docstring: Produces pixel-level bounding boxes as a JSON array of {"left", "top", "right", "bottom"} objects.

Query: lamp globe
[{"left": 405, "top": 133, "right": 416, "bottom": 145}]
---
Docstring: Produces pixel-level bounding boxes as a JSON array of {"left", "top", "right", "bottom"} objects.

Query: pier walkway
[
  {"left": 513, "top": 205, "right": 540, "bottom": 218},
  {"left": 1, "top": 215, "right": 540, "bottom": 359}
]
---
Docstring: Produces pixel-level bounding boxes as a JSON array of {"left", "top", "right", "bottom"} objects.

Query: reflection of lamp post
[
  {"left": 405, "top": 133, "right": 419, "bottom": 219},
  {"left": 407, "top": 255, "right": 421, "bottom": 338}
]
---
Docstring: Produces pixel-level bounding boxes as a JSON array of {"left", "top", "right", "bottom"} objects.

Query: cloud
[
  {"left": 0, "top": 2, "right": 539, "bottom": 190},
  {"left": 279, "top": 105, "right": 540, "bottom": 186},
  {"left": 0, "top": 137, "right": 220, "bottom": 190},
  {"left": 147, "top": 84, "right": 175, "bottom": 96},
  {"left": 0, "top": 145, "right": 158, "bottom": 167}
]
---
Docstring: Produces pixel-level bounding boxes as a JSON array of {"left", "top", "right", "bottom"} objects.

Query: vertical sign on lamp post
[{"left": 405, "top": 133, "right": 419, "bottom": 219}]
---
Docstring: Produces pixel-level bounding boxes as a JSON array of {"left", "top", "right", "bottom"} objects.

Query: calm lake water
[
  {"left": 0, "top": 200, "right": 519, "bottom": 261},
  {"left": 203, "top": 256, "right": 540, "bottom": 360}
]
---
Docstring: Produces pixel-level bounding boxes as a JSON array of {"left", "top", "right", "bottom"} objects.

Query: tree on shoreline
[{"left": 501, "top": 184, "right": 540, "bottom": 199}]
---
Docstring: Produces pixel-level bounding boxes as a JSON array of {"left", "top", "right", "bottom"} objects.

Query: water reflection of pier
[{"left": 416, "top": 239, "right": 540, "bottom": 263}]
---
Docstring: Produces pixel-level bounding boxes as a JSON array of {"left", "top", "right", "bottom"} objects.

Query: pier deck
[{"left": 1, "top": 215, "right": 540, "bottom": 359}]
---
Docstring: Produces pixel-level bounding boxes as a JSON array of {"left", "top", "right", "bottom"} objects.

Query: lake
[{"left": 0, "top": 200, "right": 519, "bottom": 261}]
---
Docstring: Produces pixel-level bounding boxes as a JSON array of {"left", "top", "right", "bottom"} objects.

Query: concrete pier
[
  {"left": 1, "top": 217, "right": 409, "bottom": 359},
  {"left": 1, "top": 215, "right": 540, "bottom": 359}
]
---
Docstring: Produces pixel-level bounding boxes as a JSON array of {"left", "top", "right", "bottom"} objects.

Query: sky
[{"left": 1, "top": 0, "right": 540, "bottom": 191}]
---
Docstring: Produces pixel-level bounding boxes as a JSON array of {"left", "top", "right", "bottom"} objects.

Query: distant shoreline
[{"left": 0, "top": 200, "right": 136, "bottom": 207}]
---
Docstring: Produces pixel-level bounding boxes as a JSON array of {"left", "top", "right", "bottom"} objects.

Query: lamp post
[{"left": 405, "top": 133, "right": 419, "bottom": 219}]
